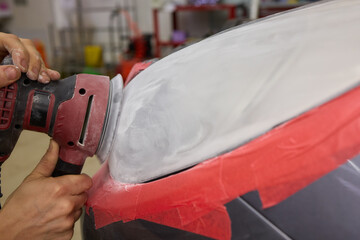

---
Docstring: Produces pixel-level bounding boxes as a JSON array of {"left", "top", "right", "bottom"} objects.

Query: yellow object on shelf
[
  {"left": 84, "top": 45, "right": 103, "bottom": 68},
  {"left": 288, "top": 0, "right": 299, "bottom": 4}
]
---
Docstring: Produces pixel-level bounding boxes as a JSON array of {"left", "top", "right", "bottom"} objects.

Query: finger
[
  {"left": 56, "top": 194, "right": 87, "bottom": 214},
  {"left": 21, "top": 38, "right": 50, "bottom": 83},
  {"left": 20, "top": 38, "right": 61, "bottom": 83},
  {"left": 71, "top": 193, "right": 88, "bottom": 210},
  {"left": 42, "top": 229, "right": 73, "bottom": 240},
  {"left": 0, "top": 65, "right": 21, "bottom": 88},
  {"left": 53, "top": 230, "right": 73, "bottom": 240},
  {"left": 38, "top": 70, "right": 51, "bottom": 84},
  {"left": 73, "top": 208, "right": 83, "bottom": 222},
  {"left": 0, "top": 33, "right": 29, "bottom": 72},
  {"left": 39, "top": 63, "right": 61, "bottom": 83},
  {"left": 21, "top": 38, "right": 42, "bottom": 81},
  {"left": 50, "top": 217, "right": 75, "bottom": 236},
  {"left": 57, "top": 174, "right": 93, "bottom": 195},
  {"left": 45, "top": 68, "right": 61, "bottom": 80},
  {"left": 29, "top": 140, "right": 59, "bottom": 178},
  {"left": 38, "top": 66, "right": 61, "bottom": 84}
]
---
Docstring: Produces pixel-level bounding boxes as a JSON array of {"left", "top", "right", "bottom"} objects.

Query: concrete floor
[{"left": 1, "top": 131, "right": 101, "bottom": 240}]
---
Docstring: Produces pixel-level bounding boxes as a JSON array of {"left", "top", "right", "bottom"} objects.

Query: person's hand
[
  {"left": 0, "top": 140, "right": 93, "bottom": 240},
  {"left": 0, "top": 32, "right": 60, "bottom": 88}
]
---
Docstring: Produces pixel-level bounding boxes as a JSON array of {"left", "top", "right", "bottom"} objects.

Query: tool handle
[
  {"left": 51, "top": 147, "right": 86, "bottom": 177},
  {"left": 52, "top": 158, "right": 83, "bottom": 177}
]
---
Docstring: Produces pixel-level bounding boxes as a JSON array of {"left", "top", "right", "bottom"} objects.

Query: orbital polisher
[{"left": 0, "top": 72, "right": 123, "bottom": 177}]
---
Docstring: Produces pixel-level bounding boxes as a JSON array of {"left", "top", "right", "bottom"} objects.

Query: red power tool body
[{"left": 0, "top": 73, "right": 111, "bottom": 176}]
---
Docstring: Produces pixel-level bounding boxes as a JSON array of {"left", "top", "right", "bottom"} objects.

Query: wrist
[{"left": 0, "top": 208, "right": 16, "bottom": 240}]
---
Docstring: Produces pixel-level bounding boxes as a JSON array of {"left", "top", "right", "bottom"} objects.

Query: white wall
[
  {"left": 136, "top": 0, "right": 154, "bottom": 34},
  {"left": 8, "top": 0, "right": 54, "bottom": 65}
]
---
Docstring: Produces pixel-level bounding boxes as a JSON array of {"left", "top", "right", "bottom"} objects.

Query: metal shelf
[
  {"left": 0, "top": 10, "right": 11, "bottom": 18},
  {"left": 153, "top": 4, "right": 237, "bottom": 58},
  {"left": 259, "top": 1, "right": 319, "bottom": 17}
]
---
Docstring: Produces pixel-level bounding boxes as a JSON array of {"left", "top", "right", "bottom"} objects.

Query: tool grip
[
  {"left": 51, "top": 147, "right": 86, "bottom": 177},
  {"left": 52, "top": 158, "right": 83, "bottom": 177}
]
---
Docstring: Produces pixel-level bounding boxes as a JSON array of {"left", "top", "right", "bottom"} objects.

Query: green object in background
[{"left": 83, "top": 67, "right": 101, "bottom": 75}]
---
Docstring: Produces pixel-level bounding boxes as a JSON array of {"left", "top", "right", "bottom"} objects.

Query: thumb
[
  {"left": 0, "top": 65, "right": 21, "bottom": 88},
  {"left": 28, "top": 140, "right": 59, "bottom": 179}
]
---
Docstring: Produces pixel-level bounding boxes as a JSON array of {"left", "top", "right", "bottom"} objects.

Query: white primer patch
[{"left": 100, "top": 0, "right": 360, "bottom": 183}]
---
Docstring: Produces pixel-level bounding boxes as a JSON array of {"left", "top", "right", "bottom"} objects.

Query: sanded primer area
[{"left": 99, "top": 0, "right": 360, "bottom": 183}]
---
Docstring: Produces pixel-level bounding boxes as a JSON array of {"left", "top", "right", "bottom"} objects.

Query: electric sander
[{"left": 0, "top": 72, "right": 123, "bottom": 177}]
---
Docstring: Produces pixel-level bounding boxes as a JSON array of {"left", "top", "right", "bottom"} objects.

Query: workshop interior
[{"left": 1, "top": 0, "right": 360, "bottom": 239}]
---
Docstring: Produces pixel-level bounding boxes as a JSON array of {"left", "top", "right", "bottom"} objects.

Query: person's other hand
[
  {"left": 0, "top": 32, "right": 60, "bottom": 88},
  {"left": 0, "top": 140, "right": 93, "bottom": 240}
]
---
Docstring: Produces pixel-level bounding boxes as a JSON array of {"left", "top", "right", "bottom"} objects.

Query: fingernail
[
  {"left": 26, "top": 71, "right": 36, "bottom": 81},
  {"left": 26, "top": 72, "right": 34, "bottom": 81},
  {"left": 53, "top": 71, "right": 61, "bottom": 79},
  {"left": 27, "top": 67, "right": 39, "bottom": 80},
  {"left": 4, "top": 66, "right": 18, "bottom": 81},
  {"left": 49, "top": 140, "right": 53, "bottom": 150},
  {"left": 39, "top": 71, "right": 50, "bottom": 83}
]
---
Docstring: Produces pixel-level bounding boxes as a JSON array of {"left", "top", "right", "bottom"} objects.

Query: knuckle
[
  {"left": 53, "top": 182, "right": 67, "bottom": 196},
  {"left": 82, "top": 192, "right": 88, "bottom": 202},
  {"left": 76, "top": 208, "right": 83, "bottom": 218},
  {"left": 78, "top": 194, "right": 87, "bottom": 206},
  {"left": 21, "top": 38, "right": 34, "bottom": 45},
  {"left": 59, "top": 200, "right": 75, "bottom": 213},
  {"left": 57, "top": 225, "right": 74, "bottom": 239},
  {"left": 80, "top": 174, "right": 93, "bottom": 187},
  {"left": 63, "top": 217, "right": 75, "bottom": 230},
  {"left": 33, "top": 57, "right": 42, "bottom": 67},
  {"left": 63, "top": 230, "right": 74, "bottom": 240},
  {"left": 5, "top": 33, "right": 19, "bottom": 40},
  {"left": 36, "top": 54, "right": 43, "bottom": 62}
]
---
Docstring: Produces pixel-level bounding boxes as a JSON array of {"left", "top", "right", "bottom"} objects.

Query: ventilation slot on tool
[
  {"left": 0, "top": 84, "right": 17, "bottom": 130},
  {"left": 79, "top": 95, "right": 93, "bottom": 145}
]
